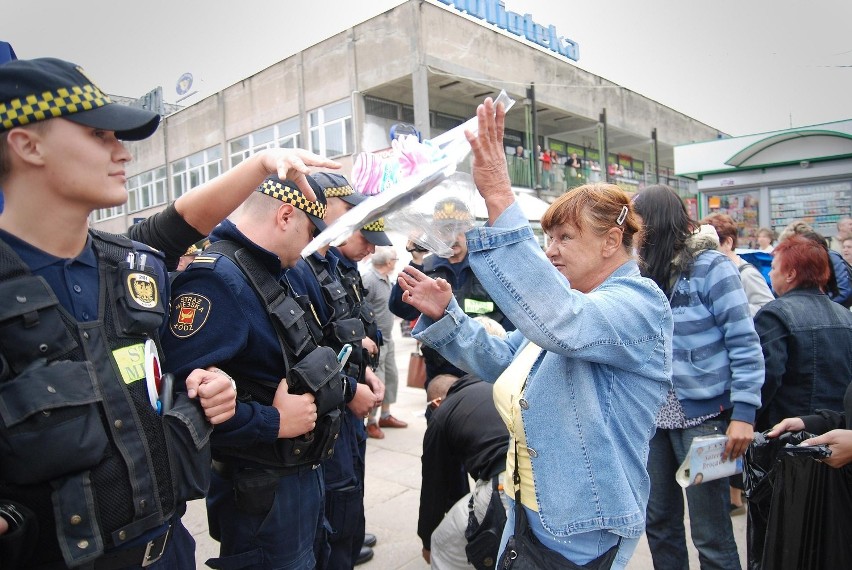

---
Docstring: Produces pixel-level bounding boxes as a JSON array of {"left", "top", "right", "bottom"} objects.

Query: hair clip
[{"left": 616, "top": 205, "right": 628, "bottom": 226}]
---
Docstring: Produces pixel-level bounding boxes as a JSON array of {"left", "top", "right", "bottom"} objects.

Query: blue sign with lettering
[{"left": 434, "top": 0, "right": 579, "bottom": 61}]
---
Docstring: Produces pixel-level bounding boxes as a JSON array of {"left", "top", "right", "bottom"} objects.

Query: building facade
[
  {"left": 92, "top": 0, "right": 722, "bottom": 233},
  {"left": 675, "top": 120, "right": 852, "bottom": 248}
]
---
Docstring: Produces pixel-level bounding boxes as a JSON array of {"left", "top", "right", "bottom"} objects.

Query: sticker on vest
[
  {"left": 463, "top": 298, "right": 494, "bottom": 315},
  {"left": 126, "top": 272, "right": 159, "bottom": 309},
  {"left": 113, "top": 343, "right": 146, "bottom": 384},
  {"left": 170, "top": 293, "right": 212, "bottom": 338}
]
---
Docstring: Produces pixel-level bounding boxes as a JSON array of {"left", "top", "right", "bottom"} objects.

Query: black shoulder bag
[
  {"left": 465, "top": 475, "right": 507, "bottom": 570},
  {"left": 496, "top": 442, "right": 621, "bottom": 569}
]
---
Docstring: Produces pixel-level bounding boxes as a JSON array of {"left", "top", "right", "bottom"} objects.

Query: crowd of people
[{"left": 1, "top": 54, "right": 851, "bottom": 570}]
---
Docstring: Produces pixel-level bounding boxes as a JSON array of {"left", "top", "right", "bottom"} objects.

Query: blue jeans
[
  {"left": 645, "top": 421, "right": 741, "bottom": 570},
  {"left": 498, "top": 497, "right": 638, "bottom": 570}
]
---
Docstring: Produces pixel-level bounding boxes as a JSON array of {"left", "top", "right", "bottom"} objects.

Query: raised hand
[
  {"left": 464, "top": 97, "right": 514, "bottom": 223},
  {"left": 397, "top": 265, "right": 453, "bottom": 320},
  {"left": 258, "top": 148, "right": 341, "bottom": 202}
]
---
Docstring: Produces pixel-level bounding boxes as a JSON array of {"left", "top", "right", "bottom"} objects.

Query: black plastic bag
[{"left": 744, "top": 431, "right": 852, "bottom": 570}]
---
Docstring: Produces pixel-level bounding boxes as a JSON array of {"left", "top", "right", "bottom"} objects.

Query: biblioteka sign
[{"left": 434, "top": 0, "right": 579, "bottom": 61}]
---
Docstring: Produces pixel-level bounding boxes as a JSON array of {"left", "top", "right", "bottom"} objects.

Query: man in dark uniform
[
  {"left": 0, "top": 58, "right": 339, "bottom": 569},
  {"left": 0, "top": 58, "right": 241, "bottom": 569},
  {"left": 286, "top": 172, "right": 387, "bottom": 568},
  {"left": 162, "top": 175, "right": 352, "bottom": 569},
  {"left": 389, "top": 198, "right": 514, "bottom": 385}
]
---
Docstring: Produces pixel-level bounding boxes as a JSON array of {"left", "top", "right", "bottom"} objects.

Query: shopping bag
[
  {"left": 406, "top": 344, "right": 426, "bottom": 389},
  {"left": 744, "top": 431, "right": 852, "bottom": 570}
]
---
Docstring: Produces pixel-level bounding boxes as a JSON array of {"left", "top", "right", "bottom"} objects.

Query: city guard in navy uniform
[
  {"left": 0, "top": 58, "right": 245, "bottom": 569},
  {"left": 389, "top": 198, "right": 515, "bottom": 385},
  {"left": 163, "top": 176, "right": 354, "bottom": 569},
  {"left": 286, "top": 172, "right": 387, "bottom": 568}
]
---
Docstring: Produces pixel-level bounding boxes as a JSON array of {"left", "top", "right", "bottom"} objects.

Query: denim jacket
[{"left": 413, "top": 203, "right": 673, "bottom": 538}]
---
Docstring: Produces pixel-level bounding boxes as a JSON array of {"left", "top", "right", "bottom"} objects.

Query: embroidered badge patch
[
  {"left": 127, "top": 272, "right": 158, "bottom": 309},
  {"left": 170, "top": 293, "right": 211, "bottom": 338}
]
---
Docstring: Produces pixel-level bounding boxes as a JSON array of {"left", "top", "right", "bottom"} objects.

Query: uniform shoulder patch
[{"left": 170, "top": 293, "right": 212, "bottom": 338}]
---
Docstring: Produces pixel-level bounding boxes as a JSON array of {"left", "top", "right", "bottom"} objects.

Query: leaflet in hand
[{"left": 676, "top": 434, "right": 743, "bottom": 487}]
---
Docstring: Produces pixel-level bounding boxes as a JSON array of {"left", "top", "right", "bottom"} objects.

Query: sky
[{"left": 5, "top": 0, "right": 852, "bottom": 137}]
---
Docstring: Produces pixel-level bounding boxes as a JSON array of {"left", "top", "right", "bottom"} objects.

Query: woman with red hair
[{"left": 754, "top": 235, "right": 852, "bottom": 431}]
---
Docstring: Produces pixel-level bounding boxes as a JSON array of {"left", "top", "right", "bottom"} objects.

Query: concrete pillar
[{"left": 412, "top": 65, "right": 431, "bottom": 140}]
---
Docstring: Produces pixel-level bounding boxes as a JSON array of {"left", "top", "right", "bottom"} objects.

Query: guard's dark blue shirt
[
  {"left": 0, "top": 228, "right": 169, "bottom": 332},
  {"left": 328, "top": 246, "right": 359, "bottom": 296},
  {"left": 162, "top": 219, "right": 283, "bottom": 453}
]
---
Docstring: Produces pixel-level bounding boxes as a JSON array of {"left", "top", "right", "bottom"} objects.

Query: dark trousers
[
  {"left": 318, "top": 408, "right": 367, "bottom": 569},
  {"left": 135, "top": 519, "right": 195, "bottom": 570},
  {"left": 205, "top": 466, "right": 324, "bottom": 569}
]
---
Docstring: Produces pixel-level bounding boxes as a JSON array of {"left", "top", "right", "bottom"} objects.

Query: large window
[
  {"left": 276, "top": 117, "right": 300, "bottom": 149},
  {"left": 127, "top": 166, "right": 168, "bottom": 213},
  {"left": 309, "top": 100, "right": 353, "bottom": 158},
  {"left": 229, "top": 118, "right": 302, "bottom": 168},
  {"left": 229, "top": 126, "right": 274, "bottom": 167},
  {"left": 172, "top": 147, "right": 222, "bottom": 199}
]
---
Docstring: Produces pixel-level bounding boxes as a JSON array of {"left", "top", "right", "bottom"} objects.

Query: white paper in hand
[{"left": 676, "top": 434, "right": 743, "bottom": 487}]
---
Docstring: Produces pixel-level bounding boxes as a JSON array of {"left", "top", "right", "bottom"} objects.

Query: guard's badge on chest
[
  {"left": 170, "top": 293, "right": 212, "bottom": 338},
  {"left": 127, "top": 273, "right": 158, "bottom": 309}
]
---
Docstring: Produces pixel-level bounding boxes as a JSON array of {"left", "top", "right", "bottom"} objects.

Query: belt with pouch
[
  {"left": 92, "top": 524, "right": 171, "bottom": 569},
  {"left": 212, "top": 459, "right": 320, "bottom": 479}
]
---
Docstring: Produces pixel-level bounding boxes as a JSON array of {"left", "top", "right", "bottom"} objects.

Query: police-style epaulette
[{"left": 185, "top": 255, "right": 220, "bottom": 270}]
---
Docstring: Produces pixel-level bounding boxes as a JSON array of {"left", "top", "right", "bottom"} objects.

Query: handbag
[
  {"left": 465, "top": 476, "right": 507, "bottom": 570},
  {"left": 497, "top": 443, "right": 620, "bottom": 570},
  {"left": 406, "top": 342, "right": 426, "bottom": 389}
]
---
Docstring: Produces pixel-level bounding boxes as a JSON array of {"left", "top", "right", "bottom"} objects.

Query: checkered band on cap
[
  {"left": 0, "top": 83, "right": 111, "bottom": 131},
  {"left": 259, "top": 179, "right": 326, "bottom": 219},
  {"left": 362, "top": 218, "right": 386, "bottom": 232},
  {"left": 323, "top": 184, "right": 356, "bottom": 198},
  {"left": 434, "top": 200, "right": 472, "bottom": 221}
]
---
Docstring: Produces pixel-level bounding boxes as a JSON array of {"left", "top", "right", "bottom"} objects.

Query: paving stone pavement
[{"left": 184, "top": 322, "right": 747, "bottom": 569}]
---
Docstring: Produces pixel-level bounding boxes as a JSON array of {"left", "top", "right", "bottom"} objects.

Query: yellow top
[{"left": 492, "top": 342, "right": 543, "bottom": 511}]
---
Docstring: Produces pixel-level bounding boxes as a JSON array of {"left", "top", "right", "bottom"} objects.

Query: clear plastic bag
[
  {"left": 385, "top": 172, "right": 478, "bottom": 257},
  {"left": 301, "top": 91, "right": 515, "bottom": 258}
]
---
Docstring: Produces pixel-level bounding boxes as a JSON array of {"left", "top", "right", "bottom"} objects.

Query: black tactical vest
[
  {"left": 304, "top": 254, "right": 368, "bottom": 381},
  {"left": 200, "top": 241, "right": 344, "bottom": 468},
  {"left": 0, "top": 231, "right": 211, "bottom": 568}
]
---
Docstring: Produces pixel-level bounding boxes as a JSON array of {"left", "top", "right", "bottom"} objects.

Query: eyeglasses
[{"left": 427, "top": 397, "right": 442, "bottom": 411}]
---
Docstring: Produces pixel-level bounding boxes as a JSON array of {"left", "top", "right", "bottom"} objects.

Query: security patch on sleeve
[{"left": 170, "top": 293, "right": 212, "bottom": 338}]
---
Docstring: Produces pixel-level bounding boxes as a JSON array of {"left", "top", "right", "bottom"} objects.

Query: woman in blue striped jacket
[{"left": 634, "top": 185, "right": 764, "bottom": 570}]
